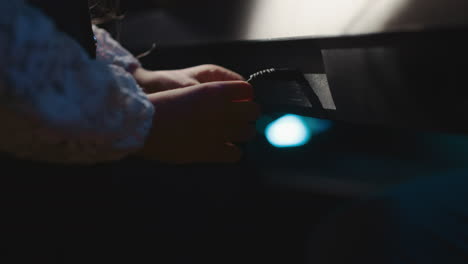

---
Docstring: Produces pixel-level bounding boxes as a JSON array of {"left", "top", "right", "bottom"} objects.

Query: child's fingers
[
  {"left": 197, "top": 81, "right": 253, "bottom": 101},
  {"left": 192, "top": 64, "right": 245, "bottom": 82},
  {"left": 225, "top": 101, "right": 261, "bottom": 121},
  {"left": 212, "top": 66, "right": 245, "bottom": 81},
  {"left": 222, "top": 123, "right": 257, "bottom": 142},
  {"left": 224, "top": 82, "right": 254, "bottom": 101}
]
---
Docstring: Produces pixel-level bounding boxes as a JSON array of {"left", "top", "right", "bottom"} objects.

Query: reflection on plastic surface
[{"left": 244, "top": 0, "right": 406, "bottom": 38}]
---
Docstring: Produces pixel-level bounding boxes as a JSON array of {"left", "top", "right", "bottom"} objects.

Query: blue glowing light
[{"left": 265, "top": 114, "right": 332, "bottom": 148}]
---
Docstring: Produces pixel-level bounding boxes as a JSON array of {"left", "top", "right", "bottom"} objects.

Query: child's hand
[
  {"left": 133, "top": 64, "right": 245, "bottom": 93},
  {"left": 138, "top": 80, "right": 260, "bottom": 164}
]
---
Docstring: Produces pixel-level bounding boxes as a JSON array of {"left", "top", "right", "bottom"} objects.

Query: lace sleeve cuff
[{"left": 93, "top": 25, "right": 142, "bottom": 74}]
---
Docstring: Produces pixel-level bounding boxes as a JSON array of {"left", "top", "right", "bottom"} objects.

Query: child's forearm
[{"left": 0, "top": 2, "right": 154, "bottom": 164}]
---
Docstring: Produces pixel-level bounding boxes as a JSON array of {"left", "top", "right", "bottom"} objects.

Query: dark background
[{"left": 3, "top": 1, "right": 468, "bottom": 263}]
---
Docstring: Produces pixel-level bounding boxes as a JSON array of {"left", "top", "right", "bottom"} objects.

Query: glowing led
[
  {"left": 265, "top": 114, "right": 310, "bottom": 147},
  {"left": 265, "top": 114, "right": 332, "bottom": 148}
]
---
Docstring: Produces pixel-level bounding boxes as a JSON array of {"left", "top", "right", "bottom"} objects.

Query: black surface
[
  {"left": 248, "top": 68, "right": 328, "bottom": 118},
  {"left": 135, "top": 31, "right": 468, "bottom": 134},
  {"left": 3, "top": 2, "right": 468, "bottom": 263},
  {"left": 0, "top": 155, "right": 346, "bottom": 264},
  {"left": 120, "top": 0, "right": 468, "bottom": 51},
  {"left": 120, "top": 1, "right": 468, "bottom": 134}
]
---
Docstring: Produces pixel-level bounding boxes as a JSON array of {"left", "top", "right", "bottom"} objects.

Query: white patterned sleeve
[
  {"left": 0, "top": 0, "right": 154, "bottom": 164},
  {"left": 93, "top": 25, "right": 142, "bottom": 74}
]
